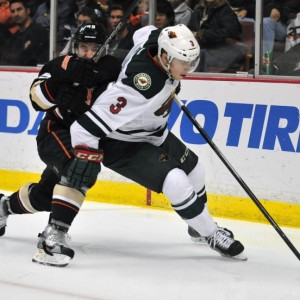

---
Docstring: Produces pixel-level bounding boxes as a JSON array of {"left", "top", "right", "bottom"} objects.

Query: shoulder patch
[{"left": 133, "top": 73, "right": 152, "bottom": 91}]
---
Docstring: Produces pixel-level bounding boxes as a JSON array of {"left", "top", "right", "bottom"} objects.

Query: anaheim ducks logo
[
  {"left": 154, "top": 92, "right": 175, "bottom": 118},
  {"left": 133, "top": 73, "right": 151, "bottom": 90}
]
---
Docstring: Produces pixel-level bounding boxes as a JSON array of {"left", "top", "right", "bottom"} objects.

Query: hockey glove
[
  {"left": 88, "top": 55, "right": 122, "bottom": 87},
  {"left": 67, "top": 145, "right": 103, "bottom": 192},
  {"left": 55, "top": 84, "right": 90, "bottom": 115},
  {"left": 53, "top": 55, "right": 95, "bottom": 86}
]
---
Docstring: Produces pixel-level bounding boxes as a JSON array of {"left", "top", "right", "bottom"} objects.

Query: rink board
[{"left": 0, "top": 70, "right": 299, "bottom": 227}]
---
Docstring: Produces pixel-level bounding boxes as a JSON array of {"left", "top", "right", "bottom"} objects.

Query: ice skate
[
  {"left": 32, "top": 223, "right": 75, "bottom": 267},
  {"left": 188, "top": 225, "right": 234, "bottom": 244},
  {"left": 0, "top": 194, "right": 9, "bottom": 237},
  {"left": 206, "top": 228, "right": 247, "bottom": 261}
]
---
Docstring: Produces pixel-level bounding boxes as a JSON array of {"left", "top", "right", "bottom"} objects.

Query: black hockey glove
[
  {"left": 88, "top": 55, "right": 122, "bottom": 87},
  {"left": 55, "top": 84, "right": 90, "bottom": 115},
  {"left": 52, "top": 55, "right": 95, "bottom": 86},
  {"left": 67, "top": 145, "right": 103, "bottom": 192}
]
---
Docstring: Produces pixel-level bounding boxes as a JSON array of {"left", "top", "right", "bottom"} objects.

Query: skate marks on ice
[{"left": 0, "top": 200, "right": 299, "bottom": 300}]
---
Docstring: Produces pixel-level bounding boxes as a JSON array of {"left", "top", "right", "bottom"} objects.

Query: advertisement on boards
[{"left": 0, "top": 72, "right": 299, "bottom": 203}]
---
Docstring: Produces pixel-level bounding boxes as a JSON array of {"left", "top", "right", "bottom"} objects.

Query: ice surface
[{"left": 0, "top": 198, "right": 299, "bottom": 300}]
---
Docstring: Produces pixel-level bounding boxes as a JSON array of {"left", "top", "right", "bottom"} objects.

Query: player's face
[
  {"left": 76, "top": 15, "right": 92, "bottom": 27},
  {"left": 77, "top": 42, "right": 101, "bottom": 59},
  {"left": 169, "top": 58, "right": 195, "bottom": 80}
]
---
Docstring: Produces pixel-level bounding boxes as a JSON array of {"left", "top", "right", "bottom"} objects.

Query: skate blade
[
  {"left": 32, "top": 248, "right": 71, "bottom": 267},
  {"left": 190, "top": 236, "right": 207, "bottom": 244},
  {"left": 221, "top": 251, "right": 248, "bottom": 261}
]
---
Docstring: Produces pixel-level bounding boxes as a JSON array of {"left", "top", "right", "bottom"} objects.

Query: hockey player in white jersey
[{"left": 61, "top": 24, "right": 246, "bottom": 261}]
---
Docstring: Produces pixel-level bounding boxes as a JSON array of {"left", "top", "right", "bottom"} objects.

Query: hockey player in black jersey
[
  {"left": 61, "top": 24, "right": 247, "bottom": 261},
  {"left": 0, "top": 23, "right": 121, "bottom": 266}
]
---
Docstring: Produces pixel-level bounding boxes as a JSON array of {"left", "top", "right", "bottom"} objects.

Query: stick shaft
[{"left": 174, "top": 96, "right": 300, "bottom": 261}]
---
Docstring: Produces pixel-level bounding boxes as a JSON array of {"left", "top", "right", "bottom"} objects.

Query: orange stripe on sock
[{"left": 52, "top": 201, "right": 79, "bottom": 213}]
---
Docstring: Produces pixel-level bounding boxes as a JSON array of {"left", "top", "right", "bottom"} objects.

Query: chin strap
[{"left": 158, "top": 55, "right": 174, "bottom": 80}]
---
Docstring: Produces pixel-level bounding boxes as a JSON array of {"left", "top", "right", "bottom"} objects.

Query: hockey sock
[
  {"left": 51, "top": 184, "right": 84, "bottom": 226},
  {"left": 8, "top": 183, "right": 39, "bottom": 214},
  {"left": 162, "top": 168, "right": 217, "bottom": 237},
  {"left": 187, "top": 161, "right": 207, "bottom": 204}
]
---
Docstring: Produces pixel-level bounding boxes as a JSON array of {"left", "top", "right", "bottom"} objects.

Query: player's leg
[
  {"left": 32, "top": 119, "right": 78, "bottom": 266},
  {"left": 101, "top": 136, "right": 245, "bottom": 259},
  {"left": 0, "top": 167, "right": 57, "bottom": 237},
  {"left": 160, "top": 133, "right": 245, "bottom": 259}
]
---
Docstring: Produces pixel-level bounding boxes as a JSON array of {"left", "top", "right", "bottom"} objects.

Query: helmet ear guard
[{"left": 158, "top": 24, "right": 200, "bottom": 74}]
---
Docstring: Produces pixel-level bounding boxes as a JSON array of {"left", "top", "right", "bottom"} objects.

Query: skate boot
[
  {"left": 0, "top": 194, "right": 9, "bottom": 237},
  {"left": 188, "top": 225, "right": 233, "bottom": 243},
  {"left": 32, "top": 222, "right": 75, "bottom": 267},
  {"left": 206, "top": 228, "right": 247, "bottom": 260}
]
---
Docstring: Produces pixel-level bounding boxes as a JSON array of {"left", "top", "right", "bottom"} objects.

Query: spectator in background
[
  {"left": 273, "top": 42, "right": 300, "bottom": 75},
  {"left": 0, "top": 0, "right": 19, "bottom": 41},
  {"left": 106, "top": 4, "right": 137, "bottom": 63},
  {"left": 27, "top": 0, "right": 44, "bottom": 18},
  {"left": 262, "top": 0, "right": 290, "bottom": 54},
  {"left": 60, "top": 6, "right": 105, "bottom": 56},
  {"left": 169, "top": 0, "right": 193, "bottom": 26},
  {"left": 33, "top": 0, "right": 70, "bottom": 51},
  {"left": 98, "top": 0, "right": 109, "bottom": 15},
  {"left": 0, "top": 0, "right": 48, "bottom": 66},
  {"left": 155, "top": 0, "right": 175, "bottom": 29},
  {"left": 108, "top": 0, "right": 132, "bottom": 11},
  {"left": 68, "top": 0, "right": 107, "bottom": 27},
  {"left": 141, "top": 0, "right": 175, "bottom": 29},
  {"left": 227, "top": 0, "right": 255, "bottom": 22},
  {"left": 188, "top": 0, "right": 245, "bottom": 72},
  {"left": 130, "top": 0, "right": 148, "bottom": 28}
]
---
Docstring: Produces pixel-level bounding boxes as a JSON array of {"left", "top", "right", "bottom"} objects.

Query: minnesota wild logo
[{"left": 133, "top": 73, "right": 151, "bottom": 90}]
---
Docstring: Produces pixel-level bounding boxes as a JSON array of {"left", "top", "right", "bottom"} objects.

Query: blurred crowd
[{"left": 0, "top": 0, "right": 300, "bottom": 75}]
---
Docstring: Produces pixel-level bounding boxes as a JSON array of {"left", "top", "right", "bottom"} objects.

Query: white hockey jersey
[{"left": 71, "top": 25, "right": 180, "bottom": 149}]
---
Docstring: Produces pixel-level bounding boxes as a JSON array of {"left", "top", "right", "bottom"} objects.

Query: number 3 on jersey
[{"left": 110, "top": 97, "right": 127, "bottom": 114}]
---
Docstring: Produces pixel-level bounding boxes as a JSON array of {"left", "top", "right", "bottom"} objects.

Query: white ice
[{"left": 1, "top": 197, "right": 300, "bottom": 300}]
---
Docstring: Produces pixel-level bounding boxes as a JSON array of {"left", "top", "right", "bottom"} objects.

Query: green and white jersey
[{"left": 71, "top": 25, "right": 180, "bottom": 149}]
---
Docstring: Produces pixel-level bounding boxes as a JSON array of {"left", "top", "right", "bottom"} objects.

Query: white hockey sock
[{"left": 163, "top": 168, "right": 217, "bottom": 237}]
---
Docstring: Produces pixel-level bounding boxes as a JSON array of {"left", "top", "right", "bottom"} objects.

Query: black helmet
[{"left": 73, "top": 23, "right": 106, "bottom": 46}]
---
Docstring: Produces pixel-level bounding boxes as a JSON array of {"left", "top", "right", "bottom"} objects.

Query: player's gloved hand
[
  {"left": 67, "top": 145, "right": 103, "bottom": 192},
  {"left": 53, "top": 55, "right": 95, "bottom": 86},
  {"left": 87, "top": 55, "right": 122, "bottom": 87},
  {"left": 55, "top": 84, "right": 90, "bottom": 115}
]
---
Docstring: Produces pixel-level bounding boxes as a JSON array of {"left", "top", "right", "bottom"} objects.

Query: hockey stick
[
  {"left": 174, "top": 95, "right": 300, "bottom": 261},
  {"left": 92, "top": 0, "right": 141, "bottom": 63}
]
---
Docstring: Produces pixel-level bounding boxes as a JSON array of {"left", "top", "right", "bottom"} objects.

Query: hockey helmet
[
  {"left": 158, "top": 24, "right": 200, "bottom": 73},
  {"left": 72, "top": 23, "right": 106, "bottom": 51}
]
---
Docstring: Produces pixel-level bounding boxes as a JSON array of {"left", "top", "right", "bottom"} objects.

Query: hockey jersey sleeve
[{"left": 29, "top": 56, "right": 68, "bottom": 111}]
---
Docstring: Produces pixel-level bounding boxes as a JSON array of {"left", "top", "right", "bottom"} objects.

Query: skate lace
[
  {"left": 208, "top": 229, "right": 233, "bottom": 249},
  {"left": 44, "top": 226, "right": 71, "bottom": 247}
]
